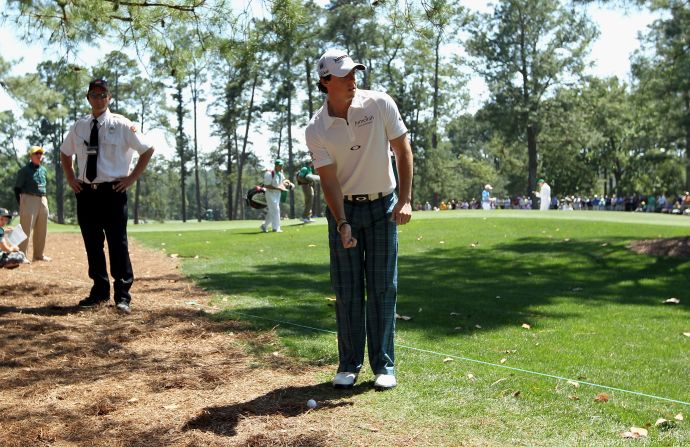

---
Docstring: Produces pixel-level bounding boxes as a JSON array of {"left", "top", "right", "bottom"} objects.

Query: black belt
[
  {"left": 344, "top": 192, "right": 384, "bottom": 202},
  {"left": 22, "top": 192, "right": 46, "bottom": 197},
  {"left": 79, "top": 181, "right": 117, "bottom": 190}
]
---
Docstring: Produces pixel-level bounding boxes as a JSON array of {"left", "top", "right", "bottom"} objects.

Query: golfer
[{"left": 306, "top": 48, "right": 413, "bottom": 390}]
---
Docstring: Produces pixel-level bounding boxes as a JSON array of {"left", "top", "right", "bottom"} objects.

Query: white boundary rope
[{"left": 228, "top": 310, "right": 690, "bottom": 407}]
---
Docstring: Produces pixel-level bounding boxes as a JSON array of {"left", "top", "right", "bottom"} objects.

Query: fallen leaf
[
  {"left": 521, "top": 323, "right": 531, "bottom": 330},
  {"left": 454, "top": 326, "right": 462, "bottom": 330},
  {"left": 629, "top": 427, "right": 648, "bottom": 438},
  {"left": 467, "top": 373, "right": 476, "bottom": 381},
  {"left": 495, "top": 295, "right": 501, "bottom": 299},
  {"left": 568, "top": 395, "right": 580, "bottom": 401},
  {"left": 655, "top": 418, "right": 673, "bottom": 429},
  {"left": 664, "top": 297, "right": 680, "bottom": 304},
  {"left": 163, "top": 404, "right": 179, "bottom": 410},
  {"left": 170, "top": 253, "right": 179, "bottom": 258},
  {"left": 127, "top": 397, "right": 138, "bottom": 403},
  {"left": 512, "top": 390, "right": 521, "bottom": 397},
  {"left": 443, "top": 357, "right": 454, "bottom": 363},
  {"left": 416, "top": 236, "right": 423, "bottom": 241},
  {"left": 308, "top": 244, "right": 316, "bottom": 247},
  {"left": 563, "top": 238, "right": 570, "bottom": 242},
  {"left": 491, "top": 378, "right": 508, "bottom": 386},
  {"left": 470, "top": 243, "right": 477, "bottom": 247},
  {"left": 594, "top": 392, "right": 609, "bottom": 402},
  {"left": 572, "top": 287, "right": 583, "bottom": 292},
  {"left": 450, "top": 312, "right": 461, "bottom": 316},
  {"left": 527, "top": 272, "right": 532, "bottom": 276},
  {"left": 683, "top": 333, "right": 690, "bottom": 338},
  {"left": 418, "top": 307, "right": 423, "bottom": 313},
  {"left": 326, "top": 297, "right": 336, "bottom": 301},
  {"left": 674, "top": 413, "right": 684, "bottom": 421},
  {"left": 500, "top": 358, "right": 507, "bottom": 364},
  {"left": 439, "top": 241, "right": 445, "bottom": 244},
  {"left": 502, "top": 349, "right": 517, "bottom": 354},
  {"left": 475, "top": 324, "right": 482, "bottom": 329},
  {"left": 395, "top": 313, "right": 412, "bottom": 321},
  {"left": 567, "top": 380, "right": 580, "bottom": 388},
  {"left": 601, "top": 243, "right": 608, "bottom": 247},
  {"left": 193, "top": 255, "right": 199, "bottom": 259}
]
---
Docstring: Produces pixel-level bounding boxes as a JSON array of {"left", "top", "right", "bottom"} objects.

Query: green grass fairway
[{"left": 131, "top": 211, "right": 689, "bottom": 446}]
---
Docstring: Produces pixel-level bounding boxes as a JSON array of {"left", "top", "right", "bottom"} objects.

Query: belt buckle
[
  {"left": 355, "top": 195, "right": 367, "bottom": 202},
  {"left": 90, "top": 183, "right": 98, "bottom": 190}
]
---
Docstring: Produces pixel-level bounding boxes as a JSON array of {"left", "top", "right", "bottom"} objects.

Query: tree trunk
[
  {"left": 192, "top": 82, "right": 202, "bottom": 222},
  {"left": 432, "top": 33, "right": 441, "bottom": 150},
  {"left": 684, "top": 91, "right": 690, "bottom": 192},
  {"left": 305, "top": 58, "right": 314, "bottom": 119},
  {"left": 287, "top": 79, "right": 295, "bottom": 219},
  {"left": 134, "top": 103, "right": 146, "bottom": 224},
  {"left": 233, "top": 71, "right": 258, "bottom": 220},
  {"left": 175, "top": 82, "right": 187, "bottom": 222},
  {"left": 527, "top": 124, "right": 538, "bottom": 208},
  {"left": 53, "top": 127, "right": 65, "bottom": 224}
]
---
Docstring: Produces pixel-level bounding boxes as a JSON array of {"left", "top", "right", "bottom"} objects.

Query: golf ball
[{"left": 307, "top": 399, "right": 317, "bottom": 409}]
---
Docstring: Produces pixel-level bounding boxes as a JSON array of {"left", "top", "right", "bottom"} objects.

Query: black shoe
[
  {"left": 115, "top": 302, "right": 131, "bottom": 314},
  {"left": 78, "top": 296, "right": 109, "bottom": 307}
]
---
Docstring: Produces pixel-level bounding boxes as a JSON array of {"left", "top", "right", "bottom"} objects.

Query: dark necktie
[{"left": 86, "top": 118, "right": 99, "bottom": 182}]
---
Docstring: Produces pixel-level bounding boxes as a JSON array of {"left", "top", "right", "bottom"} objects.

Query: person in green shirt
[
  {"left": 14, "top": 145, "right": 51, "bottom": 262},
  {"left": 296, "top": 161, "right": 320, "bottom": 223}
]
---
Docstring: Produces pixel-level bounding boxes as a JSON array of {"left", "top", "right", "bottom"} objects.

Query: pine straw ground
[{"left": 0, "top": 233, "right": 426, "bottom": 447}]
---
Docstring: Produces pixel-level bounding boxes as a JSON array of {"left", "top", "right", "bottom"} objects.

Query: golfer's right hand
[{"left": 339, "top": 224, "right": 357, "bottom": 249}]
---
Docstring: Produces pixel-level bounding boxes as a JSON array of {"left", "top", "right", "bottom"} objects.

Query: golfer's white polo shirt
[{"left": 305, "top": 89, "right": 407, "bottom": 196}]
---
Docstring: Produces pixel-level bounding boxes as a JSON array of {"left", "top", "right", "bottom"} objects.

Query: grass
[{"left": 114, "top": 211, "right": 688, "bottom": 445}]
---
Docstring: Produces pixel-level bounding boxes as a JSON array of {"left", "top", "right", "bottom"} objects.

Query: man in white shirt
[
  {"left": 534, "top": 178, "right": 551, "bottom": 211},
  {"left": 305, "top": 48, "right": 413, "bottom": 391},
  {"left": 60, "top": 79, "right": 154, "bottom": 314},
  {"left": 260, "top": 159, "right": 287, "bottom": 233}
]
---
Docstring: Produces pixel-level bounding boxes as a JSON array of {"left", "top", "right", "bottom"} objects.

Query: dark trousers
[{"left": 76, "top": 183, "right": 133, "bottom": 304}]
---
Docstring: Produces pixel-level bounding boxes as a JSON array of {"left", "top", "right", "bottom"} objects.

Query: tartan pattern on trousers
[{"left": 327, "top": 193, "right": 398, "bottom": 376}]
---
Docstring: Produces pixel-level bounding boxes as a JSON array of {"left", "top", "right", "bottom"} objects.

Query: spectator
[
  {"left": 14, "top": 145, "right": 51, "bottom": 262},
  {"left": 0, "top": 208, "right": 28, "bottom": 269}
]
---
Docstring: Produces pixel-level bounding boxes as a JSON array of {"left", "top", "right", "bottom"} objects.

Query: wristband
[{"left": 336, "top": 220, "right": 349, "bottom": 233}]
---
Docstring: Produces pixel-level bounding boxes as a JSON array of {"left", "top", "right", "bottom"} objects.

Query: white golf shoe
[
  {"left": 332, "top": 372, "right": 357, "bottom": 389},
  {"left": 373, "top": 374, "right": 397, "bottom": 390}
]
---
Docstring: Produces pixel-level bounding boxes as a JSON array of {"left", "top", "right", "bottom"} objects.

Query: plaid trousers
[{"left": 328, "top": 193, "right": 398, "bottom": 376}]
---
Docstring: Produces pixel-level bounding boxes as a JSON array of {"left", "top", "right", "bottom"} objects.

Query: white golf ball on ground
[{"left": 307, "top": 399, "right": 317, "bottom": 409}]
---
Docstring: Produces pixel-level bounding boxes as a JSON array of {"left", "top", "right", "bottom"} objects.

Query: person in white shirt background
[{"left": 534, "top": 178, "right": 552, "bottom": 211}]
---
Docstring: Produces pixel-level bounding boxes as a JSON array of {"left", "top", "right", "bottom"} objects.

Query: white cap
[
  {"left": 317, "top": 49, "right": 366, "bottom": 78},
  {"left": 485, "top": 184, "right": 493, "bottom": 190}
]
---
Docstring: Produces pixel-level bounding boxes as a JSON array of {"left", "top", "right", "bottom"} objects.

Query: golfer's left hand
[{"left": 392, "top": 201, "right": 412, "bottom": 225}]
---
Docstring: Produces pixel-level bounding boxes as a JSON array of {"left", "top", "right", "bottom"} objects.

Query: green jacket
[{"left": 15, "top": 161, "right": 47, "bottom": 202}]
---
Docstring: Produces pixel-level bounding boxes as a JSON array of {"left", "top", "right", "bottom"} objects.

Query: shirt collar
[
  {"left": 322, "top": 91, "right": 364, "bottom": 129},
  {"left": 93, "top": 109, "right": 111, "bottom": 126}
]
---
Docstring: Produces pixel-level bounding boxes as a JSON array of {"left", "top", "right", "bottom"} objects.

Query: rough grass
[{"left": 130, "top": 211, "right": 690, "bottom": 446}]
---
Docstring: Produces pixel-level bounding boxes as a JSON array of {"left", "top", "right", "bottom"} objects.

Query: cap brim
[{"left": 330, "top": 62, "right": 366, "bottom": 77}]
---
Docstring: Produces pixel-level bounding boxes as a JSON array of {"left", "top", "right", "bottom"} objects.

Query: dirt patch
[
  {"left": 628, "top": 236, "right": 690, "bottom": 259},
  {"left": 0, "top": 233, "right": 424, "bottom": 447}
]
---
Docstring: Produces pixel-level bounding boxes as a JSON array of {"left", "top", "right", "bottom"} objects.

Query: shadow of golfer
[{"left": 183, "top": 381, "right": 369, "bottom": 437}]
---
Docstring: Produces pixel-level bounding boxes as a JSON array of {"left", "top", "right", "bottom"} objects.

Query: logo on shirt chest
[{"left": 353, "top": 115, "right": 374, "bottom": 128}]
